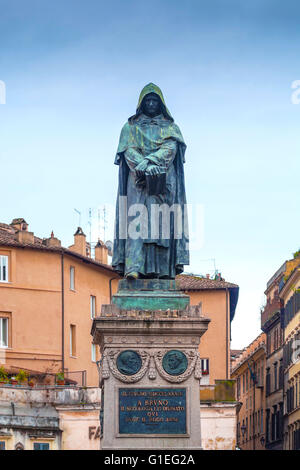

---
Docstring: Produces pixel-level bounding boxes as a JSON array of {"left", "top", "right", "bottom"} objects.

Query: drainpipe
[
  {"left": 226, "top": 288, "right": 229, "bottom": 379},
  {"left": 61, "top": 252, "right": 65, "bottom": 373}
]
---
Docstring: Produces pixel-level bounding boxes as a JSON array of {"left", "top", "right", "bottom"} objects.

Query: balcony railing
[{"left": 261, "top": 295, "right": 281, "bottom": 328}]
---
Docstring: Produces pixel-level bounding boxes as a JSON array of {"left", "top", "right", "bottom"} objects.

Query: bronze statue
[{"left": 112, "top": 83, "right": 189, "bottom": 280}]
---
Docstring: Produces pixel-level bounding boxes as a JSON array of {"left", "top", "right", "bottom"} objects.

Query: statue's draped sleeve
[{"left": 145, "top": 139, "right": 177, "bottom": 170}]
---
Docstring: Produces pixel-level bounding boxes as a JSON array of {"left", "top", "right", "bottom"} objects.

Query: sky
[{"left": 0, "top": 0, "right": 299, "bottom": 349}]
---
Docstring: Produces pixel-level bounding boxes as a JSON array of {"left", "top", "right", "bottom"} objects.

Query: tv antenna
[{"left": 74, "top": 208, "right": 81, "bottom": 227}]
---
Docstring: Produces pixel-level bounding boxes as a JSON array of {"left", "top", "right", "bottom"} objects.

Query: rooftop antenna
[
  {"left": 98, "top": 205, "right": 107, "bottom": 242},
  {"left": 103, "top": 206, "right": 107, "bottom": 243},
  {"left": 88, "top": 208, "right": 92, "bottom": 252},
  {"left": 74, "top": 208, "right": 81, "bottom": 227},
  {"left": 98, "top": 208, "right": 101, "bottom": 242}
]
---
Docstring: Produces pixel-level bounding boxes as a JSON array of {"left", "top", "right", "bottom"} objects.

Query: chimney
[
  {"left": 95, "top": 239, "right": 108, "bottom": 265},
  {"left": 68, "top": 227, "right": 87, "bottom": 256},
  {"left": 17, "top": 230, "right": 34, "bottom": 244},
  {"left": 206, "top": 274, "right": 210, "bottom": 279},
  {"left": 86, "top": 242, "right": 91, "bottom": 258},
  {"left": 44, "top": 231, "right": 61, "bottom": 248},
  {"left": 11, "top": 218, "right": 28, "bottom": 232}
]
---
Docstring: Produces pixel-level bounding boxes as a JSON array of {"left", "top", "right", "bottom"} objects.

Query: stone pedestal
[{"left": 91, "top": 280, "right": 210, "bottom": 450}]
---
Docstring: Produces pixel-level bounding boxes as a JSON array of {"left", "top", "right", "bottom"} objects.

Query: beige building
[
  {"left": 200, "top": 380, "right": 240, "bottom": 450},
  {"left": 0, "top": 385, "right": 100, "bottom": 450}
]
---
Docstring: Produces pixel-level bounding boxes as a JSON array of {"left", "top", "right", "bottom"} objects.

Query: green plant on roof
[
  {"left": 16, "top": 369, "right": 28, "bottom": 383},
  {"left": 293, "top": 249, "right": 300, "bottom": 259}
]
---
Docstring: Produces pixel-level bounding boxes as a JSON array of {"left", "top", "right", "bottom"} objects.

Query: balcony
[{"left": 261, "top": 295, "right": 282, "bottom": 329}]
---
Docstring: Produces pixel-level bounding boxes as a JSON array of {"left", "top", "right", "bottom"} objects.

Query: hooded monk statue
[{"left": 112, "top": 83, "right": 189, "bottom": 280}]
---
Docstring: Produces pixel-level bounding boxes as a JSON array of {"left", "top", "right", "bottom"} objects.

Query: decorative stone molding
[
  {"left": 99, "top": 348, "right": 202, "bottom": 384},
  {"left": 194, "top": 353, "right": 202, "bottom": 379},
  {"left": 106, "top": 349, "right": 150, "bottom": 383},
  {"left": 148, "top": 355, "right": 157, "bottom": 380}
]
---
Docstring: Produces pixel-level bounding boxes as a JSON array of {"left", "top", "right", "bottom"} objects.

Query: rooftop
[
  {"left": 231, "top": 332, "right": 266, "bottom": 373},
  {"left": 0, "top": 220, "right": 239, "bottom": 301},
  {"left": 0, "top": 221, "right": 114, "bottom": 273},
  {"left": 177, "top": 274, "right": 238, "bottom": 291}
]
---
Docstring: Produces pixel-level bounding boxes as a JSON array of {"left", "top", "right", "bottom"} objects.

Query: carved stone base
[{"left": 92, "top": 304, "right": 210, "bottom": 450}]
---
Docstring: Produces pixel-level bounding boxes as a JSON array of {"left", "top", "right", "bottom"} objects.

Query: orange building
[
  {"left": 0, "top": 218, "right": 239, "bottom": 388},
  {"left": 231, "top": 333, "right": 266, "bottom": 450},
  {"left": 178, "top": 274, "right": 239, "bottom": 383},
  {"left": 0, "top": 219, "right": 117, "bottom": 386}
]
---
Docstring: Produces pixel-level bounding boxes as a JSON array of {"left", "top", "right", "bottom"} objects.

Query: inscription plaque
[{"left": 119, "top": 388, "right": 187, "bottom": 435}]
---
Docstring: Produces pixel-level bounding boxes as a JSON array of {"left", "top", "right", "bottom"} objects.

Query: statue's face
[
  {"left": 142, "top": 94, "right": 161, "bottom": 117},
  {"left": 123, "top": 352, "right": 137, "bottom": 369},
  {"left": 168, "top": 354, "right": 181, "bottom": 369}
]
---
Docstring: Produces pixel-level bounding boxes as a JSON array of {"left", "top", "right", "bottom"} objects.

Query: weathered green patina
[{"left": 112, "top": 279, "right": 190, "bottom": 311}]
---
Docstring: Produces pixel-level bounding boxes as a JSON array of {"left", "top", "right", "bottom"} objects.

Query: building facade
[
  {"left": 281, "top": 261, "right": 300, "bottom": 450},
  {"left": 231, "top": 333, "right": 266, "bottom": 450},
  {"left": 0, "top": 384, "right": 100, "bottom": 450},
  {"left": 0, "top": 218, "right": 117, "bottom": 387},
  {"left": 261, "top": 263, "right": 285, "bottom": 449},
  {"left": 179, "top": 274, "right": 239, "bottom": 384}
]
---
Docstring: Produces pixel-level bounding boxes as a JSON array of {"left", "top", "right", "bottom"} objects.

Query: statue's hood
[{"left": 130, "top": 83, "right": 173, "bottom": 122}]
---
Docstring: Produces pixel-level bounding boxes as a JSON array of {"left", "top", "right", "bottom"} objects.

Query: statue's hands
[
  {"left": 145, "top": 164, "right": 161, "bottom": 176},
  {"left": 135, "top": 160, "right": 148, "bottom": 177}
]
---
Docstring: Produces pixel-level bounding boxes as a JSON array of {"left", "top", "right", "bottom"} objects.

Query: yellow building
[{"left": 280, "top": 260, "right": 300, "bottom": 450}]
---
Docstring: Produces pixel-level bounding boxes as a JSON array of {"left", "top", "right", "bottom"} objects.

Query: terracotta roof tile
[
  {"left": 0, "top": 223, "right": 114, "bottom": 273},
  {"left": 176, "top": 274, "right": 238, "bottom": 290}
]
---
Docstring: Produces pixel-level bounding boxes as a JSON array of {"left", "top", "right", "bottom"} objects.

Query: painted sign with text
[{"left": 119, "top": 388, "right": 187, "bottom": 435}]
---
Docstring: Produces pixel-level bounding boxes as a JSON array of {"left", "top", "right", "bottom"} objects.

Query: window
[
  {"left": 201, "top": 358, "right": 209, "bottom": 375},
  {"left": 70, "top": 266, "right": 75, "bottom": 290},
  {"left": 266, "top": 368, "right": 271, "bottom": 395},
  {"left": 0, "top": 441, "right": 5, "bottom": 450},
  {"left": 274, "top": 362, "right": 278, "bottom": 391},
  {"left": 0, "top": 256, "right": 8, "bottom": 282},
  {"left": 237, "top": 377, "right": 241, "bottom": 399},
  {"left": 90, "top": 296, "right": 96, "bottom": 319},
  {"left": 33, "top": 442, "right": 50, "bottom": 450},
  {"left": 279, "top": 359, "right": 283, "bottom": 389},
  {"left": 0, "top": 318, "right": 8, "bottom": 348},
  {"left": 91, "top": 343, "right": 96, "bottom": 362},
  {"left": 70, "top": 325, "right": 76, "bottom": 357}
]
